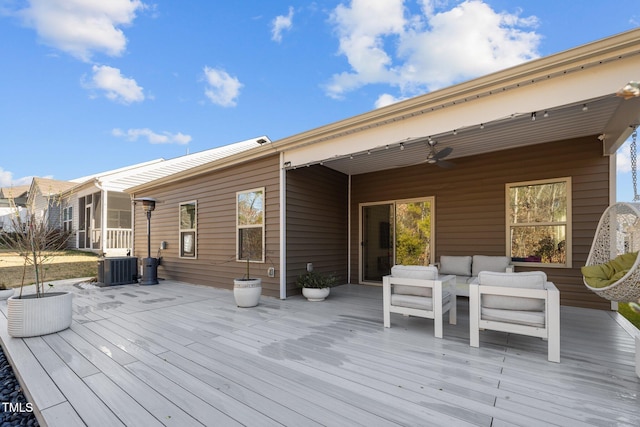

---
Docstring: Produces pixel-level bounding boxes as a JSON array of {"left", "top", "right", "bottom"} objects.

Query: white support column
[
  {"left": 279, "top": 153, "right": 287, "bottom": 300},
  {"left": 102, "top": 189, "right": 108, "bottom": 255},
  {"left": 347, "top": 174, "right": 351, "bottom": 284},
  {"left": 636, "top": 335, "right": 640, "bottom": 378}
]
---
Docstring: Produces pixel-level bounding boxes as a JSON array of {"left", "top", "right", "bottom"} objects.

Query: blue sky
[{"left": 1, "top": 1, "right": 639, "bottom": 199}]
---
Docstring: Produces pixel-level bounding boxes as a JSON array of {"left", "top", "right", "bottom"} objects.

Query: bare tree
[{"left": 0, "top": 198, "right": 72, "bottom": 297}]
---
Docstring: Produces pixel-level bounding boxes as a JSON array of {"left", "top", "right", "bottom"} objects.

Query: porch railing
[{"left": 92, "top": 228, "right": 133, "bottom": 250}]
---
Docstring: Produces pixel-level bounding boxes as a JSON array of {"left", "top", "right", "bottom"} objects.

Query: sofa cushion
[
  {"left": 391, "top": 265, "right": 438, "bottom": 297},
  {"left": 478, "top": 271, "right": 547, "bottom": 311},
  {"left": 439, "top": 256, "right": 472, "bottom": 276},
  {"left": 472, "top": 255, "right": 511, "bottom": 277}
]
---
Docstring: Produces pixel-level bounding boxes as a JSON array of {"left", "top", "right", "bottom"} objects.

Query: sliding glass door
[{"left": 361, "top": 198, "right": 434, "bottom": 283}]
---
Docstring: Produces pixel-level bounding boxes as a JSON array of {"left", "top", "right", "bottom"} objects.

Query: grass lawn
[
  {"left": 0, "top": 249, "right": 98, "bottom": 288},
  {"left": 619, "top": 302, "right": 640, "bottom": 330}
]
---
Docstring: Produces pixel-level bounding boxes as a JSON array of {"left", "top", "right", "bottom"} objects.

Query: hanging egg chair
[{"left": 583, "top": 202, "right": 640, "bottom": 302}]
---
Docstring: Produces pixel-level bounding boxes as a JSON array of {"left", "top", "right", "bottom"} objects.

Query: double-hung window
[
  {"left": 506, "top": 177, "right": 571, "bottom": 268},
  {"left": 179, "top": 201, "right": 197, "bottom": 258},
  {"left": 63, "top": 206, "right": 73, "bottom": 232},
  {"left": 237, "top": 188, "right": 264, "bottom": 262}
]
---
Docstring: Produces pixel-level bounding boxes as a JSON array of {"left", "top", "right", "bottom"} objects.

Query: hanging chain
[{"left": 632, "top": 127, "right": 639, "bottom": 201}]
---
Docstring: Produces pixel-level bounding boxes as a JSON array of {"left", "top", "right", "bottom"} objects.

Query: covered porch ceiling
[{"left": 316, "top": 94, "right": 640, "bottom": 176}]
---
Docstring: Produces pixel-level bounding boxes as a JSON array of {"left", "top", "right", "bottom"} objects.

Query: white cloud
[
  {"left": 0, "top": 168, "right": 16, "bottom": 188},
  {"left": 374, "top": 93, "right": 406, "bottom": 108},
  {"left": 0, "top": 168, "right": 34, "bottom": 188},
  {"left": 87, "top": 65, "right": 144, "bottom": 104},
  {"left": 202, "top": 66, "right": 243, "bottom": 107},
  {"left": 13, "top": 0, "right": 146, "bottom": 62},
  {"left": 112, "top": 128, "right": 192, "bottom": 145},
  {"left": 618, "top": 140, "right": 632, "bottom": 173},
  {"left": 326, "top": 0, "right": 540, "bottom": 100},
  {"left": 271, "top": 6, "right": 294, "bottom": 42},
  {"left": 327, "top": 0, "right": 405, "bottom": 98}
]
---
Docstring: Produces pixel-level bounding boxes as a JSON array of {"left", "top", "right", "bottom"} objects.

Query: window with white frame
[
  {"left": 63, "top": 206, "right": 73, "bottom": 232},
  {"left": 237, "top": 188, "right": 264, "bottom": 262},
  {"left": 506, "top": 177, "right": 571, "bottom": 267},
  {"left": 179, "top": 201, "right": 197, "bottom": 258}
]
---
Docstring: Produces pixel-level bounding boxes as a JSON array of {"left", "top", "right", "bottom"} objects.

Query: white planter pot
[
  {"left": 302, "top": 287, "right": 331, "bottom": 302},
  {"left": 7, "top": 292, "right": 73, "bottom": 337},
  {"left": 0, "top": 289, "right": 14, "bottom": 301},
  {"left": 233, "top": 278, "right": 262, "bottom": 307}
]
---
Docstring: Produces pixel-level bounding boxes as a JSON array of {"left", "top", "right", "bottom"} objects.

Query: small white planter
[
  {"left": 0, "top": 289, "right": 14, "bottom": 301},
  {"left": 302, "top": 287, "right": 331, "bottom": 302},
  {"left": 233, "top": 278, "right": 262, "bottom": 307},
  {"left": 7, "top": 292, "right": 73, "bottom": 337}
]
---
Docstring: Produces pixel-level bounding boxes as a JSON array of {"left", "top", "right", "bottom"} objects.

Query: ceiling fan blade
[
  {"left": 436, "top": 159, "right": 455, "bottom": 169},
  {"left": 433, "top": 146, "right": 453, "bottom": 160},
  {"left": 393, "top": 159, "right": 429, "bottom": 167}
]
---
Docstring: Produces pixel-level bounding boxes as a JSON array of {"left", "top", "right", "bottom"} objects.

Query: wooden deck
[{"left": 1, "top": 280, "right": 639, "bottom": 426}]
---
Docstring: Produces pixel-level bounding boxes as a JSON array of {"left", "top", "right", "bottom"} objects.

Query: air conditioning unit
[{"left": 97, "top": 257, "right": 138, "bottom": 286}]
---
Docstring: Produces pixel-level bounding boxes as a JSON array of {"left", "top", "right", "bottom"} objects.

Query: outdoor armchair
[
  {"left": 383, "top": 265, "right": 456, "bottom": 338},
  {"left": 469, "top": 271, "right": 560, "bottom": 362}
]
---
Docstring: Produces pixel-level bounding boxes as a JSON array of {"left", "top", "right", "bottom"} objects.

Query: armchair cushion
[
  {"left": 472, "top": 255, "right": 512, "bottom": 277},
  {"left": 390, "top": 265, "right": 438, "bottom": 297},
  {"left": 391, "top": 292, "right": 452, "bottom": 311},
  {"left": 439, "top": 256, "right": 472, "bottom": 276},
  {"left": 480, "top": 307, "right": 545, "bottom": 327},
  {"left": 478, "top": 271, "right": 547, "bottom": 311}
]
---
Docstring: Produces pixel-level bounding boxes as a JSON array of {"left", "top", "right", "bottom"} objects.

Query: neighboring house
[
  {"left": 60, "top": 137, "right": 268, "bottom": 256},
  {"left": 0, "top": 185, "right": 29, "bottom": 232},
  {"left": 0, "top": 185, "right": 29, "bottom": 207},
  {"left": 59, "top": 159, "right": 165, "bottom": 256},
  {"left": 127, "top": 29, "right": 640, "bottom": 310},
  {"left": 26, "top": 178, "right": 77, "bottom": 229}
]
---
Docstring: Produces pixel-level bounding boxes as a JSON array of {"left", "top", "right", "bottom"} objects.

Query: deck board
[
  {"left": 0, "top": 280, "right": 638, "bottom": 426},
  {"left": 23, "top": 337, "right": 125, "bottom": 427}
]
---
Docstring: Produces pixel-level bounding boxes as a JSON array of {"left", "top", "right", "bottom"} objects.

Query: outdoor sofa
[{"left": 436, "top": 255, "right": 513, "bottom": 297}]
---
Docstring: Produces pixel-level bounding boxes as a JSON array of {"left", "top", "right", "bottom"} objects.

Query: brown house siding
[
  {"left": 132, "top": 155, "right": 281, "bottom": 297},
  {"left": 286, "top": 165, "right": 349, "bottom": 295},
  {"left": 350, "top": 136, "right": 610, "bottom": 309}
]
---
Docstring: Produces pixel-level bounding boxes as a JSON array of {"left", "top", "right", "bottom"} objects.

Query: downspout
[
  {"left": 279, "top": 153, "right": 287, "bottom": 299},
  {"left": 348, "top": 174, "right": 351, "bottom": 284}
]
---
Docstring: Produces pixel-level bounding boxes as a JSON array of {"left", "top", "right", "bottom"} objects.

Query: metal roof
[
  {"left": 70, "top": 158, "right": 165, "bottom": 184},
  {"left": 104, "top": 136, "right": 271, "bottom": 192}
]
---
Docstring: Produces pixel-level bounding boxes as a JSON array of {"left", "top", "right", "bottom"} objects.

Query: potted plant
[
  {"left": 296, "top": 270, "right": 337, "bottom": 301},
  {"left": 1, "top": 200, "right": 73, "bottom": 337},
  {"left": 233, "top": 257, "right": 262, "bottom": 307}
]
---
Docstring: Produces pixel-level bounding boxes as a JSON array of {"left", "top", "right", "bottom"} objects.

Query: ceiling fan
[{"left": 423, "top": 139, "right": 454, "bottom": 168}]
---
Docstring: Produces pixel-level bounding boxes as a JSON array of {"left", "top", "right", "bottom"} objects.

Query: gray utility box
[{"left": 97, "top": 257, "right": 138, "bottom": 286}]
